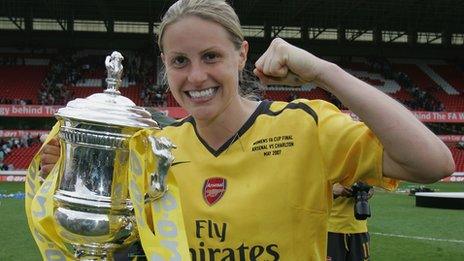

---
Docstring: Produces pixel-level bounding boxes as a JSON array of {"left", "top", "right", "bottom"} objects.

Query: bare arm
[
  {"left": 315, "top": 63, "right": 454, "bottom": 183},
  {"left": 254, "top": 38, "right": 455, "bottom": 183}
]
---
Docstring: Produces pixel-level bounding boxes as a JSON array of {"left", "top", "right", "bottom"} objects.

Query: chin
[
  {"left": 191, "top": 110, "right": 214, "bottom": 122},
  {"left": 182, "top": 98, "right": 213, "bottom": 118},
  {"left": 189, "top": 106, "right": 219, "bottom": 122}
]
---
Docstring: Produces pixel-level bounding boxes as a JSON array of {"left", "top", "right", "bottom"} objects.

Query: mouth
[{"left": 185, "top": 87, "right": 219, "bottom": 101}]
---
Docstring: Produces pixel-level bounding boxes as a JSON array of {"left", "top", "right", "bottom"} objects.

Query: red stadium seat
[
  {"left": 393, "top": 63, "right": 464, "bottom": 111},
  {"left": 0, "top": 65, "right": 48, "bottom": 104},
  {"left": 3, "top": 143, "right": 42, "bottom": 170},
  {"left": 449, "top": 146, "right": 464, "bottom": 172}
]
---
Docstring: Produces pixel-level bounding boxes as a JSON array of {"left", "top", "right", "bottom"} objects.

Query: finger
[
  {"left": 41, "top": 154, "right": 60, "bottom": 165},
  {"left": 253, "top": 68, "right": 270, "bottom": 84},
  {"left": 40, "top": 164, "right": 55, "bottom": 176},
  {"left": 254, "top": 69, "right": 286, "bottom": 85},
  {"left": 254, "top": 48, "right": 270, "bottom": 71},
  {"left": 254, "top": 68, "right": 279, "bottom": 84},
  {"left": 254, "top": 56, "right": 264, "bottom": 71},
  {"left": 48, "top": 137, "right": 60, "bottom": 146},
  {"left": 262, "top": 51, "right": 283, "bottom": 76},
  {"left": 42, "top": 144, "right": 61, "bottom": 156},
  {"left": 266, "top": 53, "right": 288, "bottom": 78},
  {"left": 262, "top": 52, "right": 273, "bottom": 76}
]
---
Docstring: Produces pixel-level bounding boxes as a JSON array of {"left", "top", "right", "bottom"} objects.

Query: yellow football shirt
[
  {"left": 328, "top": 196, "right": 368, "bottom": 234},
  {"left": 155, "top": 99, "right": 397, "bottom": 260}
]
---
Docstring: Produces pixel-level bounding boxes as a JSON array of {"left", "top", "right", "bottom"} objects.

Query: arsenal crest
[{"left": 203, "top": 177, "right": 227, "bottom": 206}]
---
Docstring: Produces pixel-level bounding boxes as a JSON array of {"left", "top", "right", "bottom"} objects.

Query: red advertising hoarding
[
  {"left": 1, "top": 105, "right": 463, "bottom": 122},
  {"left": 0, "top": 105, "right": 188, "bottom": 119},
  {"left": 343, "top": 110, "right": 464, "bottom": 123},
  {"left": 0, "top": 174, "right": 26, "bottom": 182},
  {"left": 0, "top": 105, "right": 60, "bottom": 117},
  {"left": 0, "top": 130, "right": 49, "bottom": 138},
  {"left": 438, "top": 135, "right": 464, "bottom": 142},
  {"left": 440, "top": 173, "right": 464, "bottom": 182}
]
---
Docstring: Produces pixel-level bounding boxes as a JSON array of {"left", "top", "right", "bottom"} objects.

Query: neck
[{"left": 195, "top": 97, "right": 259, "bottom": 150}]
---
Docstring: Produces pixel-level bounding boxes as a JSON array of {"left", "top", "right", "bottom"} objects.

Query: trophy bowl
[{"left": 51, "top": 52, "right": 163, "bottom": 260}]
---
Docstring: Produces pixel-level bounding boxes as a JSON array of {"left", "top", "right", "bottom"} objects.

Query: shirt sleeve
[{"left": 309, "top": 99, "right": 398, "bottom": 191}]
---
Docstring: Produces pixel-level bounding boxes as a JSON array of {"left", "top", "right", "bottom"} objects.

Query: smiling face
[{"left": 161, "top": 15, "right": 248, "bottom": 122}]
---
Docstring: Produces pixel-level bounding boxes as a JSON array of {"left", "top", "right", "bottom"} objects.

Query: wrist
[{"left": 312, "top": 61, "right": 341, "bottom": 91}]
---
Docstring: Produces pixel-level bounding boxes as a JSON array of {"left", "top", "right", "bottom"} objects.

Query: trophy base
[
  {"left": 54, "top": 202, "right": 138, "bottom": 260},
  {"left": 75, "top": 244, "right": 116, "bottom": 261}
]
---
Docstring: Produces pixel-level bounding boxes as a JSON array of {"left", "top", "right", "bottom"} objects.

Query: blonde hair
[
  {"left": 157, "top": 0, "right": 244, "bottom": 51},
  {"left": 158, "top": 0, "right": 264, "bottom": 100}
]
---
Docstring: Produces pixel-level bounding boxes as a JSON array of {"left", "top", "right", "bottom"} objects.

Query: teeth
[{"left": 188, "top": 88, "right": 215, "bottom": 99}]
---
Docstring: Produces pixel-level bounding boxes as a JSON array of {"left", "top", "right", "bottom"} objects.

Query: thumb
[
  {"left": 253, "top": 68, "right": 283, "bottom": 85},
  {"left": 48, "top": 137, "right": 60, "bottom": 147}
]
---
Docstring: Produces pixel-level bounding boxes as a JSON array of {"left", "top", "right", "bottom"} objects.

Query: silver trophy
[{"left": 52, "top": 51, "right": 173, "bottom": 260}]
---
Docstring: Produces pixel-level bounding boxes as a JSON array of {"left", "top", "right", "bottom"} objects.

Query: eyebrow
[
  {"left": 201, "top": 46, "right": 220, "bottom": 53},
  {"left": 167, "top": 46, "right": 222, "bottom": 56},
  {"left": 168, "top": 51, "right": 187, "bottom": 56}
]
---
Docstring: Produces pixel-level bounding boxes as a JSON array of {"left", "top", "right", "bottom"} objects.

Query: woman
[{"left": 40, "top": 0, "right": 454, "bottom": 259}]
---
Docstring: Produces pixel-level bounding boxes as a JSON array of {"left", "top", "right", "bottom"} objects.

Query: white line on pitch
[{"left": 371, "top": 232, "right": 464, "bottom": 244}]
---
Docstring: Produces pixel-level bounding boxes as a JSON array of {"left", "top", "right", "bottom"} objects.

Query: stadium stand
[
  {"left": 3, "top": 55, "right": 460, "bottom": 111},
  {"left": 450, "top": 145, "right": 464, "bottom": 172},
  {"left": 393, "top": 63, "right": 440, "bottom": 92},
  {"left": 429, "top": 64, "right": 464, "bottom": 111},
  {"left": 418, "top": 63, "right": 459, "bottom": 95},
  {"left": 0, "top": 65, "right": 48, "bottom": 104},
  {"left": 430, "top": 64, "right": 464, "bottom": 93},
  {"left": 1, "top": 54, "right": 464, "bottom": 172},
  {"left": 2, "top": 142, "right": 42, "bottom": 170},
  {"left": 393, "top": 62, "right": 464, "bottom": 111}
]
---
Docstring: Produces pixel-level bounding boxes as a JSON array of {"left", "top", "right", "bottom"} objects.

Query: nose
[{"left": 187, "top": 61, "right": 207, "bottom": 85}]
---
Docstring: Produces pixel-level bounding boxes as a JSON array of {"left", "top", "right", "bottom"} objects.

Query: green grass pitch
[{"left": 0, "top": 182, "right": 463, "bottom": 260}]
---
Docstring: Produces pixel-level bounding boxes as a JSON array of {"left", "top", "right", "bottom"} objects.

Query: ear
[{"left": 238, "top": 40, "right": 249, "bottom": 70}]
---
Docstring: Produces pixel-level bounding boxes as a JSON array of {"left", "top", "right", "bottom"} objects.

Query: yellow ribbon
[
  {"left": 25, "top": 121, "right": 73, "bottom": 260},
  {"left": 128, "top": 128, "right": 190, "bottom": 260},
  {"left": 25, "top": 123, "right": 190, "bottom": 260}
]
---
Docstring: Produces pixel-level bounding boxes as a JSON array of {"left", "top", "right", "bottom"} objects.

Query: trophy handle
[{"left": 144, "top": 136, "right": 176, "bottom": 203}]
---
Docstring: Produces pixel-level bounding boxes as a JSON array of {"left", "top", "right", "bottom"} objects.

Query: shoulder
[
  {"left": 265, "top": 99, "right": 340, "bottom": 125},
  {"left": 166, "top": 116, "right": 194, "bottom": 128},
  {"left": 158, "top": 116, "right": 195, "bottom": 137}
]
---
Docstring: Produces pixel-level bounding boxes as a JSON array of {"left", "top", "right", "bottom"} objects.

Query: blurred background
[{"left": 0, "top": 0, "right": 463, "bottom": 260}]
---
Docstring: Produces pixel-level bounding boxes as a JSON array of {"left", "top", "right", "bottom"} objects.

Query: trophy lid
[{"left": 55, "top": 51, "right": 158, "bottom": 128}]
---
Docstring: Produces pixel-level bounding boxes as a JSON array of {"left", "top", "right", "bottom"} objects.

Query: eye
[
  {"left": 171, "top": 56, "right": 188, "bottom": 68},
  {"left": 203, "top": 52, "right": 219, "bottom": 63}
]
